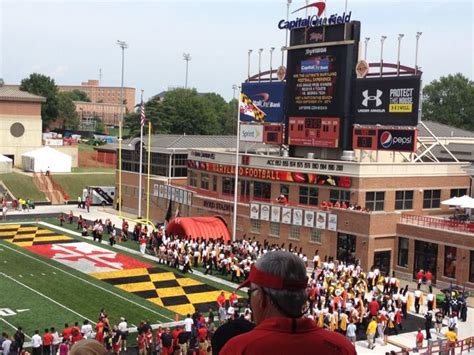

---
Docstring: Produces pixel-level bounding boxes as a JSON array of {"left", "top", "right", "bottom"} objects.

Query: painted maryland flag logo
[{"left": 27, "top": 242, "right": 153, "bottom": 273}]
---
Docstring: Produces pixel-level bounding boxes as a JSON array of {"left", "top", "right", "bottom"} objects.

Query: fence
[
  {"left": 395, "top": 336, "right": 473, "bottom": 355},
  {"left": 400, "top": 214, "right": 474, "bottom": 234}
]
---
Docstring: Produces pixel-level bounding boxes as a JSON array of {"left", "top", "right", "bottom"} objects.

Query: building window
[
  {"left": 329, "top": 189, "right": 350, "bottom": 204},
  {"left": 189, "top": 171, "right": 197, "bottom": 187},
  {"left": 337, "top": 233, "right": 356, "bottom": 264},
  {"left": 398, "top": 237, "right": 409, "bottom": 267},
  {"left": 423, "top": 189, "right": 441, "bottom": 209},
  {"left": 269, "top": 222, "right": 280, "bottom": 237},
  {"left": 237, "top": 216, "right": 244, "bottom": 231},
  {"left": 395, "top": 190, "right": 414, "bottom": 210},
  {"left": 240, "top": 180, "right": 251, "bottom": 199},
  {"left": 470, "top": 251, "right": 474, "bottom": 283},
  {"left": 222, "top": 177, "right": 235, "bottom": 194},
  {"left": 254, "top": 181, "right": 271, "bottom": 200},
  {"left": 310, "top": 229, "right": 321, "bottom": 244},
  {"left": 444, "top": 246, "right": 457, "bottom": 279},
  {"left": 251, "top": 219, "right": 261, "bottom": 233},
  {"left": 365, "top": 191, "right": 385, "bottom": 211},
  {"left": 450, "top": 188, "right": 467, "bottom": 198},
  {"left": 212, "top": 175, "right": 217, "bottom": 191},
  {"left": 201, "top": 173, "right": 209, "bottom": 190},
  {"left": 299, "top": 186, "right": 319, "bottom": 206},
  {"left": 289, "top": 225, "right": 300, "bottom": 240},
  {"left": 280, "top": 184, "right": 289, "bottom": 198}
]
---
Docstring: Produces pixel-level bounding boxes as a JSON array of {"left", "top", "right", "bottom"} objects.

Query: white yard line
[
  {"left": 0, "top": 272, "right": 95, "bottom": 325},
  {"left": 0, "top": 239, "right": 174, "bottom": 322},
  {"left": 0, "top": 317, "right": 32, "bottom": 340}
]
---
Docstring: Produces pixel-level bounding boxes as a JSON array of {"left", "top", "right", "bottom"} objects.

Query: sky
[{"left": 0, "top": 0, "right": 472, "bottom": 103}]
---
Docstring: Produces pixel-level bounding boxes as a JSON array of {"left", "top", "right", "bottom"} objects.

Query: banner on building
[
  {"left": 293, "top": 209, "right": 303, "bottom": 226},
  {"left": 282, "top": 207, "right": 292, "bottom": 224},
  {"left": 260, "top": 204, "right": 270, "bottom": 221},
  {"left": 327, "top": 213, "right": 338, "bottom": 231},
  {"left": 250, "top": 203, "right": 260, "bottom": 219},
  {"left": 316, "top": 212, "right": 327, "bottom": 229},
  {"left": 304, "top": 210, "right": 315, "bottom": 228},
  {"left": 271, "top": 205, "right": 281, "bottom": 222}
]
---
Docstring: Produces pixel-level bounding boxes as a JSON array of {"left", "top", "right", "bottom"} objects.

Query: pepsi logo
[{"left": 380, "top": 131, "right": 393, "bottom": 148}]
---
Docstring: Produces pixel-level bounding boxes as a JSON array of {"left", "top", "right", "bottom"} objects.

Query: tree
[
  {"left": 20, "top": 73, "right": 59, "bottom": 128},
  {"left": 422, "top": 73, "right": 474, "bottom": 130},
  {"left": 62, "top": 89, "right": 91, "bottom": 102},
  {"left": 125, "top": 88, "right": 236, "bottom": 137},
  {"left": 57, "top": 92, "right": 79, "bottom": 130}
]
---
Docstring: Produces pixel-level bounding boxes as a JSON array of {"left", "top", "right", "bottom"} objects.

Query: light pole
[
  {"left": 232, "top": 84, "right": 242, "bottom": 242},
  {"left": 269, "top": 47, "right": 275, "bottom": 82},
  {"left": 283, "top": 0, "right": 292, "bottom": 66},
  {"left": 397, "top": 34, "right": 404, "bottom": 76},
  {"left": 247, "top": 49, "right": 253, "bottom": 81},
  {"left": 183, "top": 53, "right": 191, "bottom": 88},
  {"left": 379, "top": 35, "right": 387, "bottom": 77},
  {"left": 116, "top": 40, "right": 127, "bottom": 216},
  {"left": 364, "top": 37, "right": 370, "bottom": 60},
  {"left": 415, "top": 32, "right": 422, "bottom": 75},
  {"left": 258, "top": 48, "right": 263, "bottom": 82}
]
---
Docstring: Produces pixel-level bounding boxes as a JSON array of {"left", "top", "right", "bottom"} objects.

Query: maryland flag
[{"left": 239, "top": 93, "right": 266, "bottom": 123}]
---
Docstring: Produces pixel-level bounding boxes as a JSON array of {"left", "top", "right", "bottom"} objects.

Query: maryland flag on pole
[{"left": 239, "top": 93, "right": 266, "bottom": 123}]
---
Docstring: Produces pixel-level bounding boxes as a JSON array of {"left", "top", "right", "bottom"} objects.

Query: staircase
[{"left": 33, "top": 173, "right": 65, "bottom": 204}]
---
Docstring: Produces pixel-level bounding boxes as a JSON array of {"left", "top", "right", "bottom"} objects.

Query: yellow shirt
[
  {"left": 367, "top": 320, "right": 377, "bottom": 334},
  {"left": 445, "top": 330, "right": 457, "bottom": 343}
]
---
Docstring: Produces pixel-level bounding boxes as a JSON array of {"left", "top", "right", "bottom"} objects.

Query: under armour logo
[{"left": 362, "top": 89, "right": 383, "bottom": 107}]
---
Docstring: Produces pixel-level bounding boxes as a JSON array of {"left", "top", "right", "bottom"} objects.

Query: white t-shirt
[
  {"left": 31, "top": 334, "right": 42, "bottom": 348},
  {"left": 184, "top": 317, "right": 193, "bottom": 332},
  {"left": 118, "top": 321, "right": 128, "bottom": 333},
  {"left": 81, "top": 324, "right": 93, "bottom": 339}
]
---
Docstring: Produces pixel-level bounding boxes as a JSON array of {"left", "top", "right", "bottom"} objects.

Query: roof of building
[
  {"left": 419, "top": 121, "right": 474, "bottom": 139},
  {"left": 0, "top": 86, "right": 46, "bottom": 102},
  {"left": 96, "top": 134, "right": 272, "bottom": 154}
]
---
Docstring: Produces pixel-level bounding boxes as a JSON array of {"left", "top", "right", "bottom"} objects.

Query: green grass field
[
  {"left": 52, "top": 174, "right": 115, "bottom": 201},
  {"left": 0, "top": 221, "right": 243, "bottom": 340},
  {"left": 0, "top": 173, "right": 46, "bottom": 201}
]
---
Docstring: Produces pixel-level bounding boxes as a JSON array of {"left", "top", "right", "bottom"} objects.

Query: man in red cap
[{"left": 219, "top": 250, "right": 355, "bottom": 355}]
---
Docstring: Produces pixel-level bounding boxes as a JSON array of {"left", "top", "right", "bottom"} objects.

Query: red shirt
[
  {"left": 43, "top": 333, "right": 53, "bottom": 346},
  {"left": 425, "top": 271, "right": 433, "bottom": 281},
  {"left": 62, "top": 327, "right": 73, "bottom": 340},
  {"left": 198, "top": 327, "right": 208, "bottom": 342},
  {"left": 229, "top": 293, "right": 238, "bottom": 305},
  {"left": 220, "top": 317, "right": 355, "bottom": 355},
  {"left": 416, "top": 271, "right": 424, "bottom": 281},
  {"left": 217, "top": 294, "right": 226, "bottom": 307},
  {"left": 416, "top": 332, "right": 424, "bottom": 343},
  {"left": 368, "top": 300, "right": 380, "bottom": 316}
]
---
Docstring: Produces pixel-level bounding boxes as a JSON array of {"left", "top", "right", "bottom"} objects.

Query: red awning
[{"left": 166, "top": 217, "right": 230, "bottom": 242}]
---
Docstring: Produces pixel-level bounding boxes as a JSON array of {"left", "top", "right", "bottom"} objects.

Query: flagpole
[
  {"left": 232, "top": 87, "right": 242, "bottom": 242},
  {"left": 146, "top": 121, "right": 151, "bottom": 223},
  {"left": 138, "top": 89, "right": 144, "bottom": 219}
]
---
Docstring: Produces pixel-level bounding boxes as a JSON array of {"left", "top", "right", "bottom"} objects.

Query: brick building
[
  {"left": 111, "top": 128, "right": 474, "bottom": 291},
  {"left": 58, "top": 79, "right": 135, "bottom": 126},
  {"left": 0, "top": 84, "right": 45, "bottom": 167}
]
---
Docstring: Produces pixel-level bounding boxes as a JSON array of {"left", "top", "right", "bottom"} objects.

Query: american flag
[{"left": 140, "top": 98, "right": 146, "bottom": 127}]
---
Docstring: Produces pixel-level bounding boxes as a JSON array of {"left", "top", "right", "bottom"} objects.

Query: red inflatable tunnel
[{"left": 166, "top": 217, "right": 231, "bottom": 242}]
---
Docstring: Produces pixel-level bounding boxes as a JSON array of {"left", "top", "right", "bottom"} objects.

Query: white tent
[
  {"left": 459, "top": 196, "right": 474, "bottom": 209},
  {"left": 441, "top": 196, "right": 460, "bottom": 206},
  {"left": 21, "top": 146, "right": 72, "bottom": 173},
  {"left": 0, "top": 155, "right": 12, "bottom": 174}
]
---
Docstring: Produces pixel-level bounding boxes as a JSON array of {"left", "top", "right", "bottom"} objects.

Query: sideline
[
  {"left": 0, "top": 317, "right": 32, "bottom": 340},
  {"left": 0, "top": 242, "right": 174, "bottom": 322}
]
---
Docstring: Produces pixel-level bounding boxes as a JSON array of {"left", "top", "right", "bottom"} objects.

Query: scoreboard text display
[
  {"left": 353, "top": 76, "right": 421, "bottom": 126},
  {"left": 286, "top": 45, "right": 351, "bottom": 117},
  {"left": 289, "top": 117, "right": 340, "bottom": 148}
]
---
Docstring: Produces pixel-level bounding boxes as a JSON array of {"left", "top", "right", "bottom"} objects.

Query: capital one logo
[
  {"left": 362, "top": 89, "right": 383, "bottom": 107},
  {"left": 292, "top": 2, "right": 326, "bottom": 16}
]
